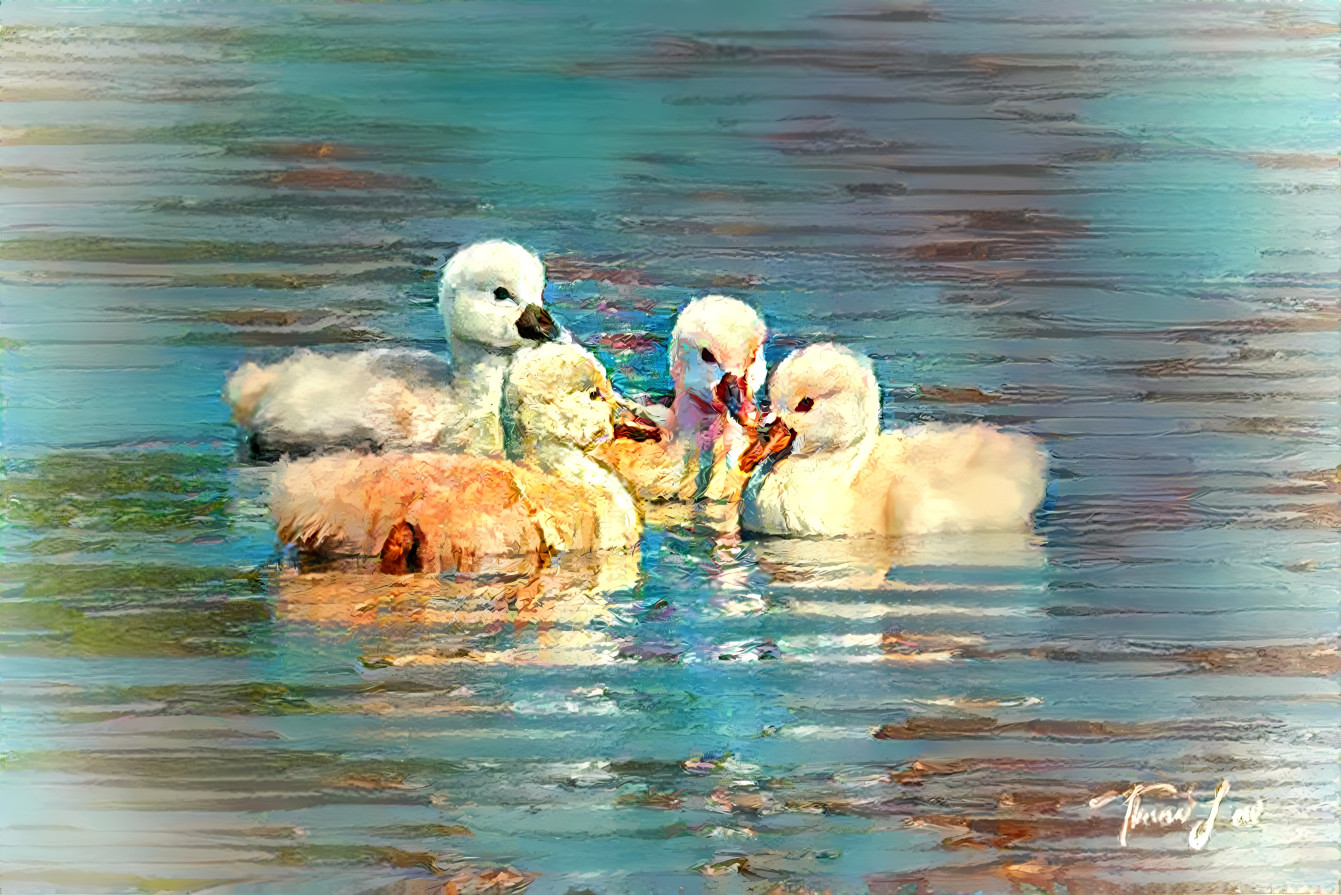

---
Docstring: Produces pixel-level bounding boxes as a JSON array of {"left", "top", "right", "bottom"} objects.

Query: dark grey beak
[
  {"left": 516, "top": 304, "right": 559, "bottom": 342},
  {"left": 714, "top": 372, "right": 758, "bottom": 427}
]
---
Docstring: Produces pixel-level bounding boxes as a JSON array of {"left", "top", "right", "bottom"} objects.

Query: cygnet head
[
  {"left": 768, "top": 343, "right": 880, "bottom": 455},
  {"left": 669, "top": 295, "right": 768, "bottom": 415},
  {"left": 506, "top": 343, "right": 621, "bottom": 451},
  {"left": 440, "top": 240, "right": 558, "bottom": 351}
]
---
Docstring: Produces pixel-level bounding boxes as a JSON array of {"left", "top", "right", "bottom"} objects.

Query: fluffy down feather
[
  {"left": 226, "top": 349, "right": 455, "bottom": 455},
  {"left": 742, "top": 343, "right": 1047, "bottom": 537},
  {"left": 270, "top": 452, "right": 596, "bottom": 574},
  {"left": 268, "top": 343, "right": 641, "bottom": 573},
  {"left": 224, "top": 240, "right": 556, "bottom": 458},
  {"left": 595, "top": 294, "right": 769, "bottom": 503}
]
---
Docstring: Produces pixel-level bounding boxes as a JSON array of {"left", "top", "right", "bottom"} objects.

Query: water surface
[{"left": 2, "top": 1, "right": 1338, "bottom": 892}]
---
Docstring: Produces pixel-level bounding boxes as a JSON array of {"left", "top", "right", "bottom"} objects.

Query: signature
[{"left": 1089, "top": 779, "right": 1263, "bottom": 849}]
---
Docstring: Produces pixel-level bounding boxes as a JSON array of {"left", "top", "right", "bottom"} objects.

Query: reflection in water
[
  {"left": 751, "top": 531, "right": 1046, "bottom": 590},
  {"left": 278, "top": 552, "right": 640, "bottom": 668}
]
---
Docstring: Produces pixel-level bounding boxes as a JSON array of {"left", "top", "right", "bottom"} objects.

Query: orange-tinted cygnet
[
  {"left": 269, "top": 342, "right": 640, "bottom": 574},
  {"left": 740, "top": 343, "right": 1048, "bottom": 537},
  {"left": 595, "top": 294, "right": 768, "bottom": 503}
]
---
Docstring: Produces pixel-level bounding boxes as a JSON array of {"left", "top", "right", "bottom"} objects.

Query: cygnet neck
[
  {"left": 525, "top": 434, "right": 640, "bottom": 549},
  {"left": 667, "top": 391, "right": 753, "bottom": 502},
  {"left": 451, "top": 336, "right": 513, "bottom": 377},
  {"left": 448, "top": 336, "right": 515, "bottom": 454},
  {"left": 522, "top": 434, "right": 590, "bottom": 473},
  {"left": 788, "top": 432, "right": 875, "bottom": 483},
  {"left": 667, "top": 392, "right": 743, "bottom": 446}
]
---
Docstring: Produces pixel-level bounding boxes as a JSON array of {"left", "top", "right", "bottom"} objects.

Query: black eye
[
  {"left": 493, "top": 287, "right": 514, "bottom": 302},
  {"left": 700, "top": 347, "right": 717, "bottom": 365},
  {"left": 589, "top": 389, "right": 602, "bottom": 400},
  {"left": 796, "top": 397, "right": 814, "bottom": 413}
]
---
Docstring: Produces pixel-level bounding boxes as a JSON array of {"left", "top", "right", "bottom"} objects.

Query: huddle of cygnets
[{"left": 228, "top": 240, "right": 1047, "bottom": 573}]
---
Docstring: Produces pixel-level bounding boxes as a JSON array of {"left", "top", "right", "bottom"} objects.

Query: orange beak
[
  {"left": 613, "top": 406, "right": 663, "bottom": 442},
  {"left": 737, "top": 416, "right": 795, "bottom": 474}
]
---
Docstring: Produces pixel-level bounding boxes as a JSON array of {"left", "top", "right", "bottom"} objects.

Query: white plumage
[
  {"left": 594, "top": 294, "right": 769, "bottom": 503},
  {"left": 225, "top": 240, "right": 560, "bottom": 458},
  {"left": 742, "top": 343, "right": 1047, "bottom": 537}
]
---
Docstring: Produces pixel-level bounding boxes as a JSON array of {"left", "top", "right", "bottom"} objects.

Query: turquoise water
[{"left": 1, "top": 1, "right": 1338, "bottom": 892}]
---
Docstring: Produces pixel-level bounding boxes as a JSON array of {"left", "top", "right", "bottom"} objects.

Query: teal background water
[{"left": 1, "top": 1, "right": 1338, "bottom": 892}]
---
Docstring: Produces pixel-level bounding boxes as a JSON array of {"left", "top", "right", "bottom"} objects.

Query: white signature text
[{"left": 1089, "top": 779, "right": 1263, "bottom": 849}]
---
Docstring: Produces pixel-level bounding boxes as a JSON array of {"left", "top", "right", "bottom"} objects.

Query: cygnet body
[
  {"left": 595, "top": 295, "right": 768, "bottom": 503},
  {"left": 741, "top": 343, "right": 1047, "bottom": 537},
  {"left": 270, "top": 342, "right": 639, "bottom": 574},
  {"left": 225, "top": 240, "right": 559, "bottom": 458}
]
